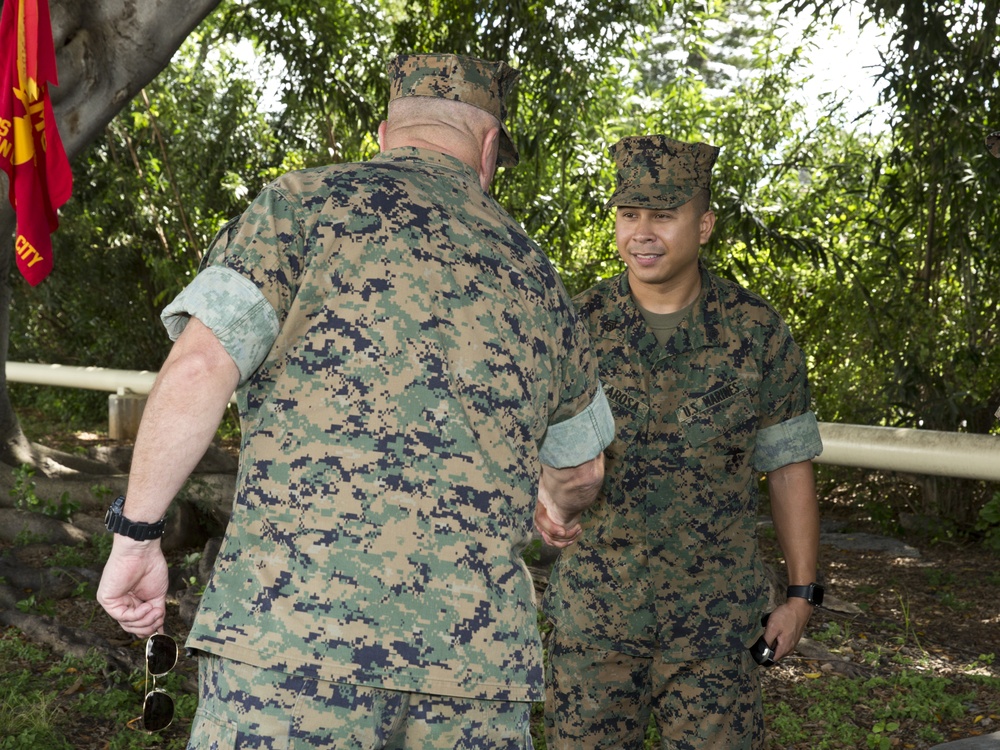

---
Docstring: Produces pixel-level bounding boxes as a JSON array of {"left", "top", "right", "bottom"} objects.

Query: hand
[
  {"left": 534, "top": 478, "right": 584, "bottom": 548},
  {"left": 763, "top": 598, "right": 814, "bottom": 662},
  {"left": 96, "top": 538, "right": 170, "bottom": 637},
  {"left": 534, "top": 498, "right": 583, "bottom": 548},
  {"left": 532, "top": 455, "right": 604, "bottom": 548}
]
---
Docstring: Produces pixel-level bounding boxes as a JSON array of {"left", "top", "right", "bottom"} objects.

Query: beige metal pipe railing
[
  {"left": 5, "top": 362, "right": 1000, "bottom": 481},
  {"left": 815, "top": 422, "right": 999, "bottom": 482},
  {"left": 5, "top": 361, "right": 157, "bottom": 395}
]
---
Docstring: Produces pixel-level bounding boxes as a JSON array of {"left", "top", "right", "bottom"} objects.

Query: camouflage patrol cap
[
  {"left": 604, "top": 135, "right": 720, "bottom": 210},
  {"left": 388, "top": 53, "right": 521, "bottom": 168}
]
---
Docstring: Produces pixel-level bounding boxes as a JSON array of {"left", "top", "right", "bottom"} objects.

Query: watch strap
[
  {"left": 105, "top": 496, "right": 166, "bottom": 540},
  {"left": 786, "top": 583, "right": 824, "bottom": 606}
]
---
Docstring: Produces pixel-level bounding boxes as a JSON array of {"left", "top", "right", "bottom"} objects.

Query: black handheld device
[{"left": 749, "top": 613, "right": 775, "bottom": 667}]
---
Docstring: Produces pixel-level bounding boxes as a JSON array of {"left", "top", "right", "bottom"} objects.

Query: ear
[
  {"left": 377, "top": 121, "right": 388, "bottom": 152},
  {"left": 479, "top": 127, "right": 500, "bottom": 191},
  {"left": 699, "top": 209, "right": 717, "bottom": 244}
]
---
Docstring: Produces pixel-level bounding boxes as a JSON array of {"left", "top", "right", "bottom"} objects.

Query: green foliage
[
  {"left": 0, "top": 691, "right": 72, "bottom": 750},
  {"left": 0, "top": 633, "right": 49, "bottom": 663},
  {"left": 521, "top": 538, "right": 543, "bottom": 566},
  {"left": 975, "top": 492, "right": 1000, "bottom": 551},
  {"left": 47, "top": 537, "right": 113, "bottom": 571},
  {"left": 812, "top": 619, "right": 852, "bottom": 644},
  {"left": 867, "top": 719, "right": 900, "bottom": 749},
  {"left": 15, "top": 594, "right": 57, "bottom": 616},
  {"left": 975, "top": 653, "right": 995, "bottom": 667},
  {"left": 10, "top": 26, "right": 294, "bottom": 379},
  {"left": 7, "top": 385, "right": 109, "bottom": 431},
  {"left": 0, "top": 632, "right": 194, "bottom": 750},
  {"left": 765, "top": 670, "right": 973, "bottom": 748},
  {"left": 784, "top": 0, "right": 1000, "bottom": 521},
  {"left": 9, "top": 464, "right": 79, "bottom": 521},
  {"left": 12, "top": 528, "right": 46, "bottom": 546}
]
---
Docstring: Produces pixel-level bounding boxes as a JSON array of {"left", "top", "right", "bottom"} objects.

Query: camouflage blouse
[
  {"left": 543, "top": 267, "right": 822, "bottom": 661},
  {"left": 162, "top": 148, "right": 611, "bottom": 701}
]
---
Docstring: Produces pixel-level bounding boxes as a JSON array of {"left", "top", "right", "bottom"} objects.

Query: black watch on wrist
[
  {"left": 786, "top": 582, "right": 824, "bottom": 606},
  {"left": 104, "top": 496, "right": 166, "bottom": 541}
]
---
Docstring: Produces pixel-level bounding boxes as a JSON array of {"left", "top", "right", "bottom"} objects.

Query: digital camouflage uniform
[
  {"left": 542, "top": 136, "right": 823, "bottom": 750},
  {"left": 159, "top": 54, "right": 613, "bottom": 746}
]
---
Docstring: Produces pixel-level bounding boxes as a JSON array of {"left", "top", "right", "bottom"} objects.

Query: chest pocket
[{"left": 677, "top": 379, "right": 756, "bottom": 448}]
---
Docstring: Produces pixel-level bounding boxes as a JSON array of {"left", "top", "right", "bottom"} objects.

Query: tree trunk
[{"left": 0, "top": 0, "right": 224, "bottom": 467}]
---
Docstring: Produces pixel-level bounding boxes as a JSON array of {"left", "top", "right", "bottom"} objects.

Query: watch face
[{"left": 811, "top": 584, "right": 825, "bottom": 606}]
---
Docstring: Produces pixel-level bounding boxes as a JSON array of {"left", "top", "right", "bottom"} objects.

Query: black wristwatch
[
  {"left": 786, "top": 582, "right": 825, "bottom": 606},
  {"left": 104, "top": 496, "right": 166, "bottom": 541}
]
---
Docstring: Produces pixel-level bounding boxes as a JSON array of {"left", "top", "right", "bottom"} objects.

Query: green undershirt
[{"left": 636, "top": 299, "right": 696, "bottom": 347}]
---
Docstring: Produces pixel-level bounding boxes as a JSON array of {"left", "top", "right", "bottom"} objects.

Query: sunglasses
[{"left": 127, "top": 633, "right": 178, "bottom": 733}]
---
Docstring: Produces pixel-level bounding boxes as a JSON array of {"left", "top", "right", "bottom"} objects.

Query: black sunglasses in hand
[{"left": 127, "top": 633, "right": 178, "bottom": 733}]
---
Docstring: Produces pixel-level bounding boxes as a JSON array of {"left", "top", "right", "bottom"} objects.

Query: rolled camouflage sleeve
[
  {"left": 161, "top": 266, "right": 280, "bottom": 384},
  {"left": 539, "top": 382, "right": 615, "bottom": 468},
  {"left": 753, "top": 410, "right": 823, "bottom": 472}
]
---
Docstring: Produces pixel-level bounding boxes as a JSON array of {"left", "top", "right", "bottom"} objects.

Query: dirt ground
[
  {"left": 3, "top": 512, "right": 997, "bottom": 749},
  {"left": 757, "top": 525, "right": 1000, "bottom": 748}
]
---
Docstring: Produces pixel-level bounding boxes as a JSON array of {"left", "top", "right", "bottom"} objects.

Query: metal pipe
[
  {"left": 5, "top": 361, "right": 157, "bottom": 395},
  {"left": 816, "top": 422, "right": 1000, "bottom": 482},
  {"left": 4, "top": 362, "right": 999, "bottom": 482}
]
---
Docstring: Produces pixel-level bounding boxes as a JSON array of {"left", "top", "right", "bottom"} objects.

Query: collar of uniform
[
  {"left": 682, "top": 264, "right": 727, "bottom": 351},
  {"left": 611, "top": 272, "right": 664, "bottom": 362},
  {"left": 613, "top": 264, "right": 726, "bottom": 357},
  {"left": 373, "top": 147, "right": 482, "bottom": 186},
  {"left": 689, "top": 261, "right": 726, "bottom": 354}
]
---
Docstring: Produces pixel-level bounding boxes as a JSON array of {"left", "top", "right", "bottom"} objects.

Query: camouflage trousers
[
  {"left": 187, "top": 652, "right": 535, "bottom": 750},
  {"left": 544, "top": 627, "right": 764, "bottom": 750}
]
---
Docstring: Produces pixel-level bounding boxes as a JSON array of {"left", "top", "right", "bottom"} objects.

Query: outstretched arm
[
  {"left": 534, "top": 453, "right": 605, "bottom": 548},
  {"left": 762, "top": 459, "right": 820, "bottom": 661},
  {"left": 97, "top": 317, "right": 240, "bottom": 636}
]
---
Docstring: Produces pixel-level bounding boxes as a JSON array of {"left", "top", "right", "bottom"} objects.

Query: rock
[
  {"left": 819, "top": 531, "right": 921, "bottom": 558},
  {"left": 930, "top": 731, "right": 1000, "bottom": 748}
]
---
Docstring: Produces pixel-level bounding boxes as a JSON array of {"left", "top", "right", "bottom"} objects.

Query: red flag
[{"left": 0, "top": 0, "right": 73, "bottom": 286}]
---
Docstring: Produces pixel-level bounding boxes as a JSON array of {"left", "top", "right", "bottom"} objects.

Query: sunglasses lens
[
  {"left": 146, "top": 634, "right": 178, "bottom": 676},
  {"left": 142, "top": 690, "right": 174, "bottom": 732}
]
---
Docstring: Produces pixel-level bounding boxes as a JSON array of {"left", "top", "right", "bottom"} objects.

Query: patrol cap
[
  {"left": 387, "top": 53, "right": 521, "bottom": 168},
  {"left": 604, "top": 135, "right": 720, "bottom": 210}
]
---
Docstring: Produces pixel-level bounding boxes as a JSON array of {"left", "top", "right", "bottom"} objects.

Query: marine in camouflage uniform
[
  {"left": 97, "top": 53, "right": 613, "bottom": 750},
  {"left": 542, "top": 136, "right": 823, "bottom": 750}
]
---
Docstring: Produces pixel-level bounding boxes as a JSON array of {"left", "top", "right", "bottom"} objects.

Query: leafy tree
[
  {"left": 5, "top": 0, "right": 998, "bottom": 528},
  {"left": 781, "top": 0, "right": 1000, "bottom": 522},
  {"left": 10, "top": 33, "right": 296, "bottom": 398},
  {"left": 9, "top": 0, "right": 672, "bottom": 415},
  {"left": 0, "top": 0, "right": 225, "bottom": 466}
]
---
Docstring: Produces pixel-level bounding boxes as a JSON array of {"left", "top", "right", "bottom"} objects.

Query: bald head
[{"left": 378, "top": 97, "right": 501, "bottom": 190}]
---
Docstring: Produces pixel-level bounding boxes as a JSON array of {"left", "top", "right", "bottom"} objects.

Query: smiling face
[{"left": 615, "top": 197, "right": 716, "bottom": 311}]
